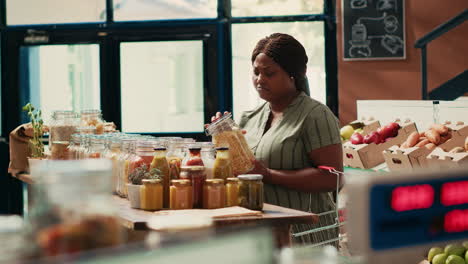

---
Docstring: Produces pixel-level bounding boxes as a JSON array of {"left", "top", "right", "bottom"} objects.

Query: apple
[
  {"left": 340, "top": 125, "right": 354, "bottom": 140},
  {"left": 350, "top": 133, "right": 364, "bottom": 144},
  {"left": 363, "top": 131, "right": 381, "bottom": 144},
  {"left": 387, "top": 122, "right": 401, "bottom": 137}
]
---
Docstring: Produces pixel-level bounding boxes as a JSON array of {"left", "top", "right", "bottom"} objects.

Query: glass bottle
[
  {"left": 183, "top": 146, "right": 204, "bottom": 166},
  {"left": 49, "top": 110, "right": 79, "bottom": 145},
  {"left": 140, "top": 179, "right": 163, "bottom": 211},
  {"left": 213, "top": 147, "right": 233, "bottom": 180},
  {"left": 170, "top": 179, "right": 193, "bottom": 210},
  {"left": 180, "top": 166, "right": 206, "bottom": 208},
  {"left": 117, "top": 138, "right": 134, "bottom": 197},
  {"left": 166, "top": 140, "right": 185, "bottom": 180},
  {"left": 106, "top": 138, "right": 122, "bottom": 195},
  {"left": 226, "top": 177, "right": 239, "bottom": 207},
  {"left": 80, "top": 109, "right": 104, "bottom": 134},
  {"left": 238, "top": 174, "right": 264, "bottom": 211},
  {"left": 201, "top": 142, "right": 216, "bottom": 179},
  {"left": 205, "top": 113, "right": 255, "bottom": 175},
  {"left": 150, "top": 147, "right": 170, "bottom": 208},
  {"left": 203, "top": 179, "right": 226, "bottom": 209}
]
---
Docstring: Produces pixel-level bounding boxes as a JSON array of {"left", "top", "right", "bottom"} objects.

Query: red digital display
[
  {"left": 391, "top": 184, "right": 434, "bottom": 212},
  {"left": 441, "top": 181, "right": 468, "bottom": 206},
  {"left": 445, "top": 209, "right": 468, "bottom": 233}
]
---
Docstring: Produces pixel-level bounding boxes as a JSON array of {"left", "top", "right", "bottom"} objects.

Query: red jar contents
[
  {"left": 180, "top": 166, "right": 206, "bottom": 208},
  {"left": 186, "top": 148, "right": 204, "bottom": 166}
]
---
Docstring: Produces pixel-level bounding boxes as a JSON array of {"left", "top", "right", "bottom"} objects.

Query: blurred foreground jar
[
  {"left": 140, "top": 179, "right": 163, "bottom": 211},
  {"left": 203, "top": 179, "right": 226, "bottom": 209},
  {"left": 30, "top": 159, "right": 124, "bottom": 257},
  {"left": 205, "top": 113, "right": 255, "bottom": 175},
  {"left": 238, "top": 174, "right": 264, "bottom": 211},
  {"left": 225, "top": 177, "right": 239, "bottom": 207},
  {"left": 0, "top": 215, "right": 30, "bottom": 263},
  {"left": 180, "top": 166, "right": 206, "bottom": 208},
  {"left": 170, "top": 179, "right": 193, "bottom": 210}
]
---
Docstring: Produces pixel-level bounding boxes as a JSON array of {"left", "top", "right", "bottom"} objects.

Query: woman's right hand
[{"left": 205, "top": 111, "right": 230, "bottom": 128}]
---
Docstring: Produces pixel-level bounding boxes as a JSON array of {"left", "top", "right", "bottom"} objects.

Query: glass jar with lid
[
  {"left": 116, "top": 138, "right": 135, "bottom": 197},
  {"left": 128, "top": 140, "right": 158, "bottom": 174},
  {"left": 105, "top": 137, "right": 122, "bottom": 195},
  {"left": 226, "top": 177, "right": 239, "bottom": 207},
  {"left": 140, "top": 179, "right": 163, "bottom": 211},
  {"left": 80, "top": 109, "right": 104, "bottom": 134},
  {"left": 180, "top": 166, "right": 206, "bottom": 208},
  {"left": 77, "top": 126, "right": 96, "bottom": 135},
  {"left": 30, "top": 159, "right": 124, "bottom": 257},
  {"left": 49, "top": 110, "right": 79, "bottom": 145},
  {"left": 213, "top": 147, "right": 233, "bottom": 180},
  {"left": 205, "top": 113, "right": 255, "bottom": 175},
  {"left": 166, "top": 140, "right": 185, "bottom": 180},
  {"left": 238, "top": 174, "right": 264, "bottom": 211},
  {"left": 150, "top": 147, "right": 170, "bottom": 208},
  {"left": 183, "top": 145, "right": 204, "bottom": 166},
  {"left": 85, "top": 136, "right": 106, "bottom": 159},
  {"left": 201, "top": 142, "right": 216, "bottom": 179},
  {"left": 203, "top": 179, "right": 226, "bottom": 209},
  {"left": 66, "top": 134, "right": 81, "bottom": 160},
  {"left": 170, "top": 179, "right": 193, "bottom": 210},
  {"left": 50, "top": 141, "right": 71, "bottom": 160}
]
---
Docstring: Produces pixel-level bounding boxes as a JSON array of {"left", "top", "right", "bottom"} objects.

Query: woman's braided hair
[{"left": 251, "top": 33, "right": 308, "bottom": 93}]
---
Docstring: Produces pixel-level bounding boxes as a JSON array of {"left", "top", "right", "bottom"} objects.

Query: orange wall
[{"left": 336, "top": 1, "right": 468, "bottom": 125}]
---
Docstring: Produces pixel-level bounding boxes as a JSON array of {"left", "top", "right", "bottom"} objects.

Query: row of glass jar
[{"left": 135, "top": 173, "right": 263, "bottom": 211}]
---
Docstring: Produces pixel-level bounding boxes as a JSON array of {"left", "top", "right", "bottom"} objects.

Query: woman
[{"left": 215, "top": 33, "right": 343, "bottom": 245}]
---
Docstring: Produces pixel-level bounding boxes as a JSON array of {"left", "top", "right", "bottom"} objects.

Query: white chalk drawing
[
  {"left": 377, "top": 0, "right": 397, "bottom": 11},
  {"left": 349, "top": 23, "right": 372, "bottom": 57},
  {"left": 368, "top": 35, "right": 404, "bottom": 54},
  {"left": 351, "top": 0, "right": 367, "bottom": 9},
  {"left": 383, "top": 15, "right": 398, "bottom": 33}
]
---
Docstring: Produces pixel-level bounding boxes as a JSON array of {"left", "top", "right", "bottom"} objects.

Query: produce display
[
  {"left": 348, "top": 122, "right": 400, "bottom": 145},
  {"left": 425, "top": 243, "right": 468, "bottom": 264},
  {"left": 400, "top": 124, "right": 452, "bottom": 150},
  {"left": 340, "top": 117, "right": 380, "bottom": 141}
]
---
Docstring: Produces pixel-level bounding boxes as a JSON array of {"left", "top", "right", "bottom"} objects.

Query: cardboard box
[
  {"left": 343, "top": 122, "right": 417, "bottom": 169},
  {"left": 426, "top": 147, "right": 468, "bottom": 170},
  {"left": 384, "top": 122, "right": 468, "bottom": 171},
  {"left": 349, "top": 118, "right": 380, "bottom": 136}
]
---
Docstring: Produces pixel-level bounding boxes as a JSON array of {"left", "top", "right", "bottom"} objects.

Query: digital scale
[{"left": 347, "top": 167, "right": 468, "bottom": 263}]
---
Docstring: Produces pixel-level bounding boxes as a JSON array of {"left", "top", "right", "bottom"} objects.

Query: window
[
  {"left": 120, "top": 41, "right": 204, "bottom": 133},
  {"left": 232, "top": 0, "right": 323, "bottom": 17},
  {"left": 232, "top": 22, "right": 326, "bottom": 120},
  {"left": 6, "top": 0, "right": 106, "bottom": 25},
  {"left": 19, "top": 45, "right": 100, "bottom": 124}
]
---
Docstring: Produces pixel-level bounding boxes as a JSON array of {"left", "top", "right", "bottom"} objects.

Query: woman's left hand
[{"left": 249, "top": 159, "right": 272, "bottom": 183}]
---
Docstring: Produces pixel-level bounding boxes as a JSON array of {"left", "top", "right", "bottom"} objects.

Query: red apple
[
  {"left": 363, "top": 131, "right": 381, "bottom": 144},
  {"left": 350, "top": 133, "right": 364, "bottom": 144},
  {"left": 387, "top": 122, "right": 401, "bottom": 137}
]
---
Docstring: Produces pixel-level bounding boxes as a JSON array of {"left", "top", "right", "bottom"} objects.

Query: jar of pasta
[
  {"left": 80, "top": 109, "right": 104, "bottom": 134},
  {"left": 213, "top": 147, "right": 232, "bottom": 180},
  {"left": 170, "top": 179, "right": 193, "bottom": 210},
  {"left": 225, "top": 177, "right": 239, "bottom": 207},
  {"left": 203, "top": 179, "right": 226, "bottom": 209},
  {"left": 140, "top": 179, "right": 163, "bottom": 211},
  {"left": 238, "top": 174, "right": 264, "bottom": 211},
  {"left": 151, "top": 147, "right": 170, "bottom": 208},
  {"left": 205, "top": 113, "right": 254, "bottom": 175},
  {"left": 179, "top": 166, "right": 206, "bottom": 208}
]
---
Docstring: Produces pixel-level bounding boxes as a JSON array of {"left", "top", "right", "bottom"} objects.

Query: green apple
[
  {"left": 340, "top": 125, "right": 354, "bottom": 140},
  {"left": 465, "top": 250, "right": 468, "bottom": 263},
  {"left": 445, "top": 244, "right": 466, "bottom": 257},
  {"left": 428, "top": 247, "right": 444, "bottom": 262},
  {"left": 446, "top": 255, "right": 466, "bottom": 264},
  {"left": 463, "top": 241, "right": 468, "bottom": 249},
  {"left": 432, "top": 253, "right": 448, "bottom": 264},
  {"left": 354, "top": 128, "right": 364, "bottom": 134}
]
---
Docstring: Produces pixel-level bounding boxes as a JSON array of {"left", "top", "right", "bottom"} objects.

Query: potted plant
[
  {"left": 23, "top": 103, "right": 47, "bottom": 176},
  {"left": 127, "top": 164, "right": 161, "bottom": 209}
]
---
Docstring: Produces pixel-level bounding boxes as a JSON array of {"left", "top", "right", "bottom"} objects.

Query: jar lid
[
  {"left": 80, "top": 109, "right": 102, "bottom": 115},
  {"left": 238, "top": 174, "right": 263, "bottom": 180},
  {"left": 180, "top": 166, "right": 205, "bottom": 171},
  {"left": 215, "top": 147, "right": 229, "bottom": 151},
  {"left": 206, "top": 179, "right": 224, "bottom": 184},
  {"left": 142, "top": 178, "right": 162, "bottom": 184},
  {"left": 154, "top": 147, "right": 167, "bottom": 151},
  {"left": 171, "top": 179, "right": 191, "bottom": 185},
  {"left": 227, "top": 177, "right": 239, "bottom": 182}
]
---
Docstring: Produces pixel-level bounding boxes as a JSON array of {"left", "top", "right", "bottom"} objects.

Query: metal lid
[
  {"left": 154, "top": 147, "right": 167, "bottom": 151},
  {"left": 227, "top": 177, "right": 239, "bottom": 182},
  {"left": 205, "top": 179, "right": 224, "bottom": 184},
  {"left": 238, "top": 174, "right": 263, "bottom": 180},
  {"left": 215, "top": 147, "right": 229, "bottom": 151},
  {"left": 180, "top": 166, "right": 205, "bottom": 171},
  {"left": 142, "top": 178, "right": 162, "bottom": 184},
  {"left": 171, "top": 179, "right": 191, "bottom": 185}
]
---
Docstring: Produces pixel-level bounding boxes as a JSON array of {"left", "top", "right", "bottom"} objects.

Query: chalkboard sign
[{"left": 342, "top": 0, "right": 405, "bottom": 60}]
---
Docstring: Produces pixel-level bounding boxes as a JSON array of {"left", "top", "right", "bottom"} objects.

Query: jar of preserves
[
  {"left": 50, "top": 141, "right": 71, "bottom": 160},
  {"left": 179, "top": 166, "right": 206, "bottom": 208},
  {"left": 238, "top": 174, "right": 264, "bottom": 211},
  {"left": 226, "top": 177, "right": 239, "bottom": 207},
  {"left": 151, "top": 147, "right": 170, "bottom": 208},
  {"left": 201, "top": 142, "right": 215, "bottom": 179},
  {"left": 80, "top": 109, "right": 104, "bottom": 134},
  {"left": 166, "top": 140, "right": 185, "bottom": 180},
  {"left": 205, "top": 113, "right": 255, "bottom": 175},
  {"left": 49, "top": 110, "right": 79, "bottom": 146},
  {"left": 129, "top": 140, "right": 157, "bottom": 174},
  {"left": 170, "top": 179, "right": 193, "bottom": 210},
  {"left": 140, "top": 179, "right": 163, "bottom": 211},
  {"left": 213, "top": 147, "right": 232, "bottom": 180},
  {"left": 85, "top": 136, "right": 105, "bottom": 159},
  {"left": 183, "top": 145, "right": 204, "bottom": 166},
  {"left": 203, "top": 179, "right": 226, "bottom": 209}
]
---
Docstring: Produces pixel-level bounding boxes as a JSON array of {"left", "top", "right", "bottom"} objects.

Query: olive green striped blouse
[{"left": 239, "top": 92, "right": 342, "bottom": 245}]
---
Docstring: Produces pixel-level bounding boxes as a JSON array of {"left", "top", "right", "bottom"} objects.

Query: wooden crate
[{"left": 343, "top": 122, "right": 417, "bottom": 169}]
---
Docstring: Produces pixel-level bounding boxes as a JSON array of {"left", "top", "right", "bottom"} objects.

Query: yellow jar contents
[
  {"left": 140, "top": 179, "right": 163, "bottom": 211},
  {"left": 213, "top": 147, "right": 232, "bottom": 180},
  {"left": 203, "top": 179, "right": 226, "bottom": 209},
  {"left": 150, "top": 148, "right": 170, "bottom": 208},
  {"left": 226, "top": 177, "right": 239, "bottom": 207},
  {"left": 170, "top": 179, "right": 193, "bottom": 210},
  {"left": 238, "top": 174, "right": 264, "bottom": 211}
]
